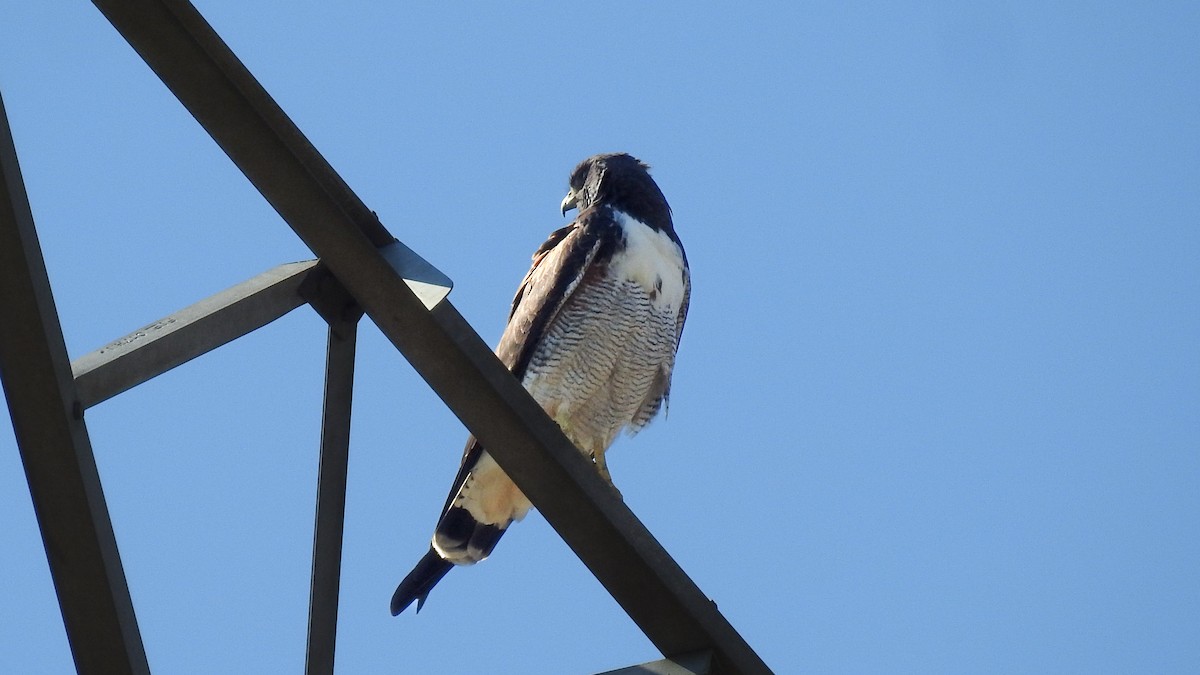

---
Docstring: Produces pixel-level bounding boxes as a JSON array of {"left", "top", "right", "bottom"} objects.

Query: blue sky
[{"left": 2, "top": 2, "right": 1197, "bottom": 673}]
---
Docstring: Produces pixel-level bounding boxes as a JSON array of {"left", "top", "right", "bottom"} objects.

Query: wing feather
[
  {"left": 631, "top": 266, "right": 691, "bottom": 429},
  {"left": 437, "top": 211, "right": 616, "bottom": 514}
]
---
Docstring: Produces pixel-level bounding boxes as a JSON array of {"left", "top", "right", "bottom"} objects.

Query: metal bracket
[{"left": 597, "top": 651, "right": 714, "bottom": 675}]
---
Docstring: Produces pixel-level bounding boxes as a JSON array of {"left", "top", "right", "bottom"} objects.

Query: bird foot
[{"left": 593, "top": 453, "right": 623, "bottom": 500}]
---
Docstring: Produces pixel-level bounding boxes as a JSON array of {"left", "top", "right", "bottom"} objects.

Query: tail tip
[
  {"left": 390, "top": 549, "right": 453, "bottom": 616},
  {"left": 389, "top": 588, "right": 430, "bottom": 616}
]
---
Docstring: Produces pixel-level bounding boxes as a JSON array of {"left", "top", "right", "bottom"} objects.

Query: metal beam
[
  {"left": 71, "top": 260, "right": 317, "bottom": 409},
  {"left": 71, "top": 241, "right": 449, "bottom": 411},
  {"left": 91, "top": 1, "right": 771, "bottom": 672},
  {"left": 304, "top": 308, "right": 359, "bottom": 675},
  {"left": 0, "top": 92, "right": 150, "bottom": 674}
]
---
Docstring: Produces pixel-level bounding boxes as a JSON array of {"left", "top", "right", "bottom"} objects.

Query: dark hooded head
[{"left": 560, "top": 153, "right": 674, "bottom": 234}]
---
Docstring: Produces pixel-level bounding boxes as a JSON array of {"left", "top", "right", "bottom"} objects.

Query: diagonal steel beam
[
  {"left": 0, "top": 92, "right": 149, "bottom": 675},
  {"left": 91, "top": 1, "right": 771, "bottom": 672},
  {"left": 71, "top": 260, "right": 318, "bottom": 409},
  {"left": 71, "top": 242, "right": 449, "bottom": 411}
]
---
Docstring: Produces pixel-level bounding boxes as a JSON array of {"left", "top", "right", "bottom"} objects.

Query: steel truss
[{"left": 0, "top": 2, "right": 771, "bottom": 673}]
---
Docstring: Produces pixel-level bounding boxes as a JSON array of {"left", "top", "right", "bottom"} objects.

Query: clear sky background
[{"left": 2, "top": 2, "right": 1197, "bottom": 674}]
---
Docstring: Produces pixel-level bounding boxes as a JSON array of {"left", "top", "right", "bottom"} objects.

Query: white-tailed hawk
[{"left": 391, "top": 153, "right": 690, "bottom": 615}]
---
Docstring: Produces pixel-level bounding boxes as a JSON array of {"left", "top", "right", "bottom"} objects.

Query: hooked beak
[{"left": 560, "top": 189, "right": 578, "bottom": 217}]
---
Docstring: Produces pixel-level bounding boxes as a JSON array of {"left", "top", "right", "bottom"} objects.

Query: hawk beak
[{"left": 560, "top": 190, "right": 578, "bottom": 217}]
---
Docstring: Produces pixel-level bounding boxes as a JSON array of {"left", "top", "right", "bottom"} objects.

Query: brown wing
[
  {"left": 437, "top": 210, "right": 617, "bottom": 513},
  {"left": 496, "top": 215, "right": 615, "bottom": 379}
]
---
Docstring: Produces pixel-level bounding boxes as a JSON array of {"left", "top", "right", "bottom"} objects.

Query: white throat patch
[{"left": 609, "top": 209, "right": 687, "bottom": 309}]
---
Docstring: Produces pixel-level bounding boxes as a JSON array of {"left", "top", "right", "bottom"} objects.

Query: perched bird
[{"left": 390, "top": 153, "right": 690, "bottom": 615}]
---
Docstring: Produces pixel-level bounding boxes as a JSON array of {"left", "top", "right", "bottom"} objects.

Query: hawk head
[{"left": 560, "top": 153, "right": 674, "bottom": 233}]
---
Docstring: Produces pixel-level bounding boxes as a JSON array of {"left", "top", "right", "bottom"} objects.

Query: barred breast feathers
[{"left": 522, "top": 208, "right": 689, "bottom": 452}]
